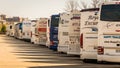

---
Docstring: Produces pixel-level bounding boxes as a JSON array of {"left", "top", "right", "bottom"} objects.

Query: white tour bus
[
  {"left": 67, "top": 10, "right": 81, "bottom": 55},
  {"left": 98, "top": 1, "right": 120, "bottom": 63},
  {"left": 80, "top": 8, "right": 99, "bottom": 62},
  {"left": 30, "top": 20, "right": 36, "bottom": 44},
  {"left": 6, "top": 22, "right": 16, "bottom": 37},
  {"left": 46, "top": 19, "right": 50, "bottom": 47},
  {"left": 34, "top": 19, "right": 40, "bottom": 44},
  {"left": 6, "top": 24, "right": 11, "bottom": 36},
  {"left": 34, "top": 18, "right": 49, "bottom": 45},
  {"left": 14, "top": 22, "right": 23, "bottom": 39},
  {"left": 58, "top": 13, "right": 70, "bottom": 53},
  {"left": 38, "top": 18, "right": 49, "bottom": 45},
  {"left": 22, "top": 20, "right": 32, "bottom": 41}
]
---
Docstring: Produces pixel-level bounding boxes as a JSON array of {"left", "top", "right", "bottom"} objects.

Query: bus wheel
[
  {"left": 31, "top": 42, "right": 34, "bottom": 44},
  {"left": 97, "top": 61, "right": 102, "bottom": 64},
  {"left": 83, "top": 59, "right": 89, "bottom": 63},
  {"left": 97, "top": 61, "right": 107, "bottom": 64}
]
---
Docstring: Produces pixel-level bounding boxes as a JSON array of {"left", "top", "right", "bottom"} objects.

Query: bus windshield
[
  {"left": 100, "top": 4, "right": 120, "bottom": 21},
  {"left": 19, "top": 23, "right": 22, "bottom": 30},
  {"left": 51, "top": 15, "right": 60, "bottom": 27}
]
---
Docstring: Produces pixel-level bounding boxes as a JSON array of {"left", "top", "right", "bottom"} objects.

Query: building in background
[{"left": 0, "top": 14, "right": 7, "bottom": 33}]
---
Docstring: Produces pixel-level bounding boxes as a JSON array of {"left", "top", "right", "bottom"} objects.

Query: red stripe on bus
[{"left": 38, "top": 28, "right": 47, "bottom": 32}]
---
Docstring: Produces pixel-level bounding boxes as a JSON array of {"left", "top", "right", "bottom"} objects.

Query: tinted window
[
  {"left": 100, "top": 4, "right": 120, "bottom": 21},
  {"left": 51, "top": 15, "right": 60, "bottom": 27},
  {"left": 10, "top": 26, "right": 12, "bottom": 29},
  {"left": 19, "top": 23, "right": 22, "bottom": 30}
]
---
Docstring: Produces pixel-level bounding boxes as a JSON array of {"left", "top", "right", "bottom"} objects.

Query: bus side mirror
[{"left": 95, "top": 12, "right": 98, "bottom": 15}]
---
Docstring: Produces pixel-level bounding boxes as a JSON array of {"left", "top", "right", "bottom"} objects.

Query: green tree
[{"left": 1, "top": 24, "right": 6, "bottom": 33}]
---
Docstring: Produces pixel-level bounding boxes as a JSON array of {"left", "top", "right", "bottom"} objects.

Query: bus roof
[
  {"left": 80, "top": 8, "right": 99, "bottom": 12},
  {"left": 102, "top": 1, "right": 120, "bottom": 5},
  {"left": 51, "top": 14, "right": 60, "bottom": 17}
]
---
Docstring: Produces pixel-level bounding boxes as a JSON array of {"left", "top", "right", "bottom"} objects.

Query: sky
[{"left": 0, "top": 0, "right": 91, "bottom": 19}]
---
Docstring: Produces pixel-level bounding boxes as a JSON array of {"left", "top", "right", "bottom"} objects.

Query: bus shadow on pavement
[
  {"left": 7, "top": 36, "right": 120, "bottom": 67},
  {"left": 1, "top": 35, "right": 120, "bottom": 67},
  {"left": 28, "top": 65, "right": 120, "bottom": 68},
  {"left": 10, "top": 41, "right": 120, "bottom": 66},
  {"left": 10, "top": 42, "right": 82, "bottom": 64}
]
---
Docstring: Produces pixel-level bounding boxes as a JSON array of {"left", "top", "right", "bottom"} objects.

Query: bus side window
[{"left": 10, "top": 26, "right": 12, "bottom": 29}]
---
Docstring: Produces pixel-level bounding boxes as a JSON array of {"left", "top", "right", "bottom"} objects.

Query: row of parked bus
[{"left": 6, "top": 1, "right": 120, "bottom": 63}]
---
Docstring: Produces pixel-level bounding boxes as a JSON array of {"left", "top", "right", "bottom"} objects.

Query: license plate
[{"left": 116, "top": 49, "right": 120, "bottom": 53}]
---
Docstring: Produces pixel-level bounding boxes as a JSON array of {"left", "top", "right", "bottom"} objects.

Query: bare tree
[
  {"left": 64, "top": 0, "right": 79, "bottom": 12},
  {"left": 91, "top": 0, "right": 101, "bottom": 8},
  {"left": 79, "top": 1, "right": 88, "bottom": 9},
  {"left": 105, "top": 0, "right": 110, "bottom": 1},
  {"left": 110, "top": 0, "right": 120, "bottom": 1},
  {"left": 91, "top": 0, "right": 115, "bottom": 8}
]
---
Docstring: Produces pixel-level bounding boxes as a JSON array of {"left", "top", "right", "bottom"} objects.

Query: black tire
[
  {"left": 83, "top": 59, "right": 97, "bottom": 63},
  {"left": 83, "top": 59, "right": 89, "bottom": 63}
]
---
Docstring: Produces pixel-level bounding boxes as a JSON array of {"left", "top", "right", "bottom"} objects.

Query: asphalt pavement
[{"left": 0, "top": 35, "right": 120, "bottom": 68}]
